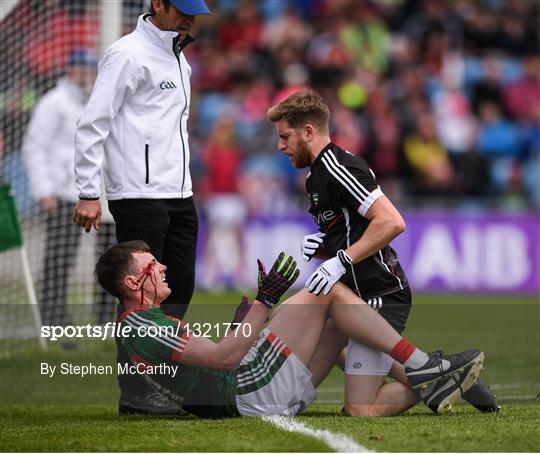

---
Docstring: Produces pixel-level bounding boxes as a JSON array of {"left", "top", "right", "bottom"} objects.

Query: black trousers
[{"left": 108, "top": 197, "right": 198, "bottom": 395}]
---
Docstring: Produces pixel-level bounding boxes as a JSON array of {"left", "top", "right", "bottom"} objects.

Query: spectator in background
[
  {"left": 498, "top": 11, "right": 536, "bottom": 57},
  {"left": 330, "top": 105, "right": 368, "bottom": 157},
  {"left": 199, "top": 115, "right": 247, "bottom": 290},
  {"left": 432, "top": 61, "right": 478, "bottom": 188},
  {"left": 217, "top": 0, "right": 263, "bottom": 53},
  {"left": 403, "top": 0, "right": 462, "bottom": 49},
  {"left": 387, "top": 66, "right": 428, "bottom": 134},
  {"left": 274, "top": 62, "right": 311, "bottom": 106},
  {"left": 24, "top": 1, "right": 100, "bottom": 93},
  {"left": 307, "top": 17, "right": 349, "bottom": 93},
  {"left": 520, "top": 106, "right": 540, "bottom": 207},
  {"left": 363, "top": 83, "right": 404, "bottom": 201},
  {"left": 504, "top": 54, "right": 540, "bottom": 122},
  {"left": 338, "top": 2, "right": 390, "bottom": 75},
  {"left": 476, "top": 100, "right": 521, "bottom": 197},
  {"left": 238, "top": 153, "right": 296, "bottom": 216},
  {"left": 403, "top": 110, "right": 454, "bottom": 197},
  {"left": 419, "top": 24, "right": 450, "bottom": 80},
  {"left": 260, "top": 5, "right": 313, "bottom": 53},
  {"left": 193, "top": 40, "right": 233, "bottom": 92},
  {"left": 21, "top": 49, "right": 105, "bottom": 328},
  {"left": 471, "top": 55, "right": 505, "bottom": 116},
  {"left": 231, "top": 76, "right": 278, "bottom": 153},
  {"left": 462, "top": 2, "right": 500, "bottom": 55}
]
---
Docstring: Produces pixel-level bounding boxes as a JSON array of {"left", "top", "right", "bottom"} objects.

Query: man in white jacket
[
  {"left": 22, "top": 49, "right": 117, "bottom": 328},
  {"left": 73, "top": 0, "right": 211, "bottom": 415}
]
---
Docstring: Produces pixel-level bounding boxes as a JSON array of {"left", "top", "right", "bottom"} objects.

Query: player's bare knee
[{"left": 327, "top": 282, "right": 348, "bottom": 302}]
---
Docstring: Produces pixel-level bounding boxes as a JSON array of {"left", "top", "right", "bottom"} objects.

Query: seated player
[{"left": 95, "top": 240, "right": 484, "bottom": 418}]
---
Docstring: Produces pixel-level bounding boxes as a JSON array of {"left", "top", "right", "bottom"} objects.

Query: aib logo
[{"left": 160, "top": 81, "right": 177, "bottom": 90}]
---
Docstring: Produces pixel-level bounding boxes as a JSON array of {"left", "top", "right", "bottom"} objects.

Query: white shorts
[
  {"left": 235, "top": 329, "right": 316, "bottom": 416},
  {"left": 345, "top": 339, "right": 394, "bottom": 376}
]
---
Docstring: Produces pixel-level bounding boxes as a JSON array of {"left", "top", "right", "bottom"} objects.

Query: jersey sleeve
[
  {"left": 123, "top": 313, "right": 191, "bottom": 364},
  {"left": 323, "top": 152, "right": 384, "bottom": 217}
]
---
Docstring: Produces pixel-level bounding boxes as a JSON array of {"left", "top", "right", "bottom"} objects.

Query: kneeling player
[{"left": 95, "top": 241, "right": 484, "bottom": 418}]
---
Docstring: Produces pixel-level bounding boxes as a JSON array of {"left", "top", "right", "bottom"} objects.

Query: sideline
[{"left": 262, "top": 415, "right": 373, "bottom": 453}]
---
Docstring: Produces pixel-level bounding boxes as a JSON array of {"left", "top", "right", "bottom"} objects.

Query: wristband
[
  {"left": 337, "top": 250, "right": 353, "bottom": 267},
  {"left": 254, "top": 292, "right": 274, "bottom": 308}
]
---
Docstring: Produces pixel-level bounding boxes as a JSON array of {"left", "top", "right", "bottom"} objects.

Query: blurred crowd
[{"left": 1, "top": 0, "right": 539, "bottom": 217}]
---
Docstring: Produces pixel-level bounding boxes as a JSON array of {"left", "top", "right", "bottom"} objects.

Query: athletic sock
[
  {"left": 389, "top": 337, "right": 430, "bottom": 369},
  {"left": 404, "top": 349, "right": 430, "bottom": 369}
]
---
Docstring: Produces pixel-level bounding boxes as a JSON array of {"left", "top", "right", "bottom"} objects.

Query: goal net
[{"left": 0, "top": 0, "right": 137, "bottom": 356}]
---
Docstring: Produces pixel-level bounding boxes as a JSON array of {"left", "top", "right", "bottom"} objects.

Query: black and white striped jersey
[{"left": 306, "top": 142, "right": 408, "bottom": 299}]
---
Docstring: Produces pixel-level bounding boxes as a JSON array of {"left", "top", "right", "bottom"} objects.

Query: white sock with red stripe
[{"left": 390, "top": 337, "right": 429, "bottom": 369}]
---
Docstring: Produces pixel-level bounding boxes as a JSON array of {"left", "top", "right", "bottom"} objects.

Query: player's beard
[{"left": 294, "top": 139, "right": 312, "bottom": 168}]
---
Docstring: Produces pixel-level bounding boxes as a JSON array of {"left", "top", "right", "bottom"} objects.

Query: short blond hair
[{"left": 267, "top": 90, "right": 330, "bottom": 132}]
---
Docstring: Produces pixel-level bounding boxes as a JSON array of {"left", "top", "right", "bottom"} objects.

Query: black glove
[{"left": 256, "top": 252, "right": 300, "bottom": 307}]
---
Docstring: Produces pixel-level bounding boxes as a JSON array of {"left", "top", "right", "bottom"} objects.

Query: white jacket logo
[{"left": 160, "top": 81, "right": 177, "bottom": 90}]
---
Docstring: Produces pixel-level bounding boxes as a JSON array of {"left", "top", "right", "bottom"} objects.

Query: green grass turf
[
  {"left": 1, "top": 405, "right": 538, "bottom": 452},
  {"left": 1, "top": 293, "right": 539, "bottom": 452}
]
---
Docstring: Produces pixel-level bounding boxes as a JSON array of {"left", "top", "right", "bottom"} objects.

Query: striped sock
[{"left": 390, "top": 337, "right": 429, "bottom": 368}]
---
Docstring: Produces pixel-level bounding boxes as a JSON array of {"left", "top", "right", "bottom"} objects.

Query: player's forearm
[
  {"left": 345, "top": 216, "right": 405, "bottom": 264},
  {"left": 217, "top": 301, "right": 269, "bottom": 369}
]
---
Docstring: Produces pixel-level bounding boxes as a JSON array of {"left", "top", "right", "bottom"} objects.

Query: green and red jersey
[{"left": 118, "top": 307, "right": 239, "bottom": 419}]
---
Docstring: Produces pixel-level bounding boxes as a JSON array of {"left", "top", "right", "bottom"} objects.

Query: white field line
[{"left": 263, "top": 415, "right": 372, "bottom": 453}]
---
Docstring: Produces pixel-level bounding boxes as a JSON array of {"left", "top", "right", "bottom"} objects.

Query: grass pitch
[{"left": 1, "top": 293, "right": 539, "bottom": 452}]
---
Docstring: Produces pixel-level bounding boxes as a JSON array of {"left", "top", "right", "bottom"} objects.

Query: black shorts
[{"left": 365, "top": 287, "right": 412, "bottom": 334}]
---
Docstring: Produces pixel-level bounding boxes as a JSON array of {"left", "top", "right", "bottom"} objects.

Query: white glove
[
  {"left": 305, "top": 250, "right": 353, "bottom": 295},
  {"left": 301, "top": 232, "right": 326, "bottom": 262}
]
